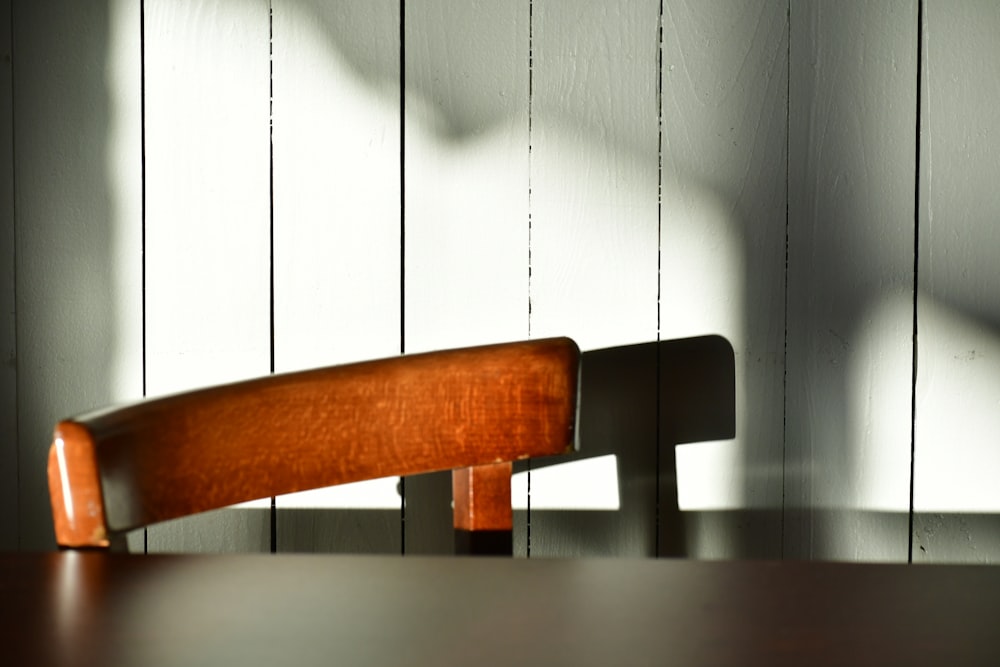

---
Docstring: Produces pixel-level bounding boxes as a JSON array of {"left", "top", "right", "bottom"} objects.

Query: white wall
[
  {"left": 5, "top": 0, "right": 1000, "bottom": 561},
  {"left": 786, "top": 1, "right": 918, "bottom": 561},
  {"left": 913, "top": 0, "right": 1000, "bottom": 563}
]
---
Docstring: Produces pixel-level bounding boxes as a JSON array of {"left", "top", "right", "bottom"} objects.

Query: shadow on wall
[
  {"left": 302, "top": 0, "right": 1000, "bottom": 560},
  {"left": 1, "top": 5, "right": 16, "bottom": 551},
  {"left": 275, "top": 335, "right": 737, "bottom": 557},
  {"left": 293, "top": 0, "right": 763, "bottom": 557},
  {"left": 532, "top": 335, "right": 738, "bottom": 558},
  {"left": 13, "top": 0, "right": 131, "bottom": 550}
]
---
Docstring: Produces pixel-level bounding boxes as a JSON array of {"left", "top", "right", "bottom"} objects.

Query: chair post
[
  {"left": 452, "top": 463, "right": 513, "bottom": 556},
  {"left": 48, "top": 422, "right": 111, "bottom": 549}
]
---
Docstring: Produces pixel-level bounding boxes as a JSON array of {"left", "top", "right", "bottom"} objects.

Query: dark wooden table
[{"left": 4, "top": 552, "right": 999, "bottom": 666}]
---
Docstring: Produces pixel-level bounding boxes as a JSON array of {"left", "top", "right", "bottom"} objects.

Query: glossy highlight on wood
[
  {"left": 453, "top": 462, "right": 512, "bottom": 532},
  {"left": 47, "top": 338, "right": 580, "bottom": 549}
]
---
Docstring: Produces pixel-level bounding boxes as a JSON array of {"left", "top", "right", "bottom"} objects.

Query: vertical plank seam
[
  {"left": 268, "top": 0, "right": 277, "bottom": 555},
  {"left": 399, "top": 0, "right": 407, "bottom": 555},
  {"left": 780, "top": 0, "right": 791, "bottom": 560},
  {"left": 655, "top": 0, "right": 664, "bottom": 559},
  {"left": 139, "top": 0, "right": 149, "bottom": 554},
  {"left": 527, "top": 0, "right": 533, "bottom": 343},
  {"left": 268, "top": 3, "right": 275, "bottom": 383},
  {"left": 399, "top": 0, "right": 406, "bottom": 359},
  {"left": 908, "top": 0, "right": 924, "bottom": 565},
  {"left": 525, "top": 0, "right": 534, "bottom": 559}
]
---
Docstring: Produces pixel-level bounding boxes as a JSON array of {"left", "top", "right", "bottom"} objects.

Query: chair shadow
[
  {"left": 276, "top": 336, "right": 737, "bottom": 557},
  {"left": 522, "top": 335, "right": 735, "bottom": 558}
]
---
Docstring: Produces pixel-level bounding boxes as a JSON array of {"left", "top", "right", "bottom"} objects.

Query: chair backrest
[{"left": 48, "top": 338, "right": 580, "bottom": 553}]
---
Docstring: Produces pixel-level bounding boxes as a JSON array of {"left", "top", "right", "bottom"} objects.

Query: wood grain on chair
[{"left": 48, "top": 337, "right": 580, "bottom": 551}]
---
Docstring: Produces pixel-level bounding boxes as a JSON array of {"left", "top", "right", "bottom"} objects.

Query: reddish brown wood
[
  {"left": 47, "top": 338, "right": 580, "bottom": 549},
  {"left": 47, "top": 421, "right": 109, "bottom": 547},
  {"left": 9, "top": 553, "right": 1000, "bottom": 666},
  {"left": 452, "top": 463, "right": 513, "bottom": 532},
  {"left": 453, "top": 463, "right": 515, "bottom": 554}
]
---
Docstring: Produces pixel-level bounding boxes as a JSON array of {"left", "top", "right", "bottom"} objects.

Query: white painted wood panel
[
  {"left": 143, "top": 0, "right": 272, "bottom": 552},
  {"left": 270, "top": 0, "right": 402, "bottom": 554},
  {"left": 105, "top": 0, "right": 146, "bottom": 426},
  {"left": 12, "top": 0, "right": 1000, "bottom": 563},
  {"left": 0, "top": 0, "right": 15, "bottom": 551},
  {"left": 786, "top": 0, "right": 917, "bottom": 561},
  {"left": 13, "top": 0, "right": 144, "bottom": 550},
  {"left": 914, "top": 0, "right": 1000, "bottom": 564},
  {"left": 660, "top": 0, "right": 787, "bottom": 558},
  {"left": 402, "top": 0, "right": 529, "bottom": 554},
  {"left": 529, "top": 0, "right": 660, "bottom": 557}
]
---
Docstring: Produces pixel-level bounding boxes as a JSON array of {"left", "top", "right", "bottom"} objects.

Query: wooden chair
[{"left": 48, "top": 337, "right": 580, "bottom": 554}]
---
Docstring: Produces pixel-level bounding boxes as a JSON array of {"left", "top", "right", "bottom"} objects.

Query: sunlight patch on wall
[
  {"left": 106, "top": 0, "right": 143, "bottom": 404},
  {"left": 845, "top": 294, "right": 914, "bottom": 512},
  {"left": 915, "top": 296, "right": 1000, "bottom": 513},
  {"left": 660, "top": 184, "right": 744, "bottom": 342},
  {"left": 237, "top": 478, "right": 400, "bottom": 510},
  {"left": 402, "top": 123, "right": 529, "bottom": 354},
  {"left": 271, "top": 0, "right": 402, "bottom": 373},
  {"left": 844, "top": 293, "right": 1000, "bottom": 515},
  {"left": 675, "top": 441, "right": 741, "bottom": 510},
  {"left": 241, "top": 457, "right": 624, "bottom": 512},
  {"left": 513, "top": 455, "right": 620, "bottom": 510},
  {"left": 272, "top": 477, "right": 402, "bottom": 510},
  {"left": 661, "top": 186, "right": 745, "bottom": 511}
]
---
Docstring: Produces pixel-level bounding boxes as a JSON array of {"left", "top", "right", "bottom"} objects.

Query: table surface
[{"left": 4, "top": 551, "right": 1000, "bottom": 666}]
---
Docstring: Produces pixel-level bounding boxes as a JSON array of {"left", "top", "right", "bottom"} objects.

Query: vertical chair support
[{"left": 453, "top": 463, "right": 513, "bottom": 555}]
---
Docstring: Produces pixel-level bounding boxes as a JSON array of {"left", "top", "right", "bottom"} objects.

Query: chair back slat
[{"left": 48, "top": 338, "right": 580, "bottom": 550}]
